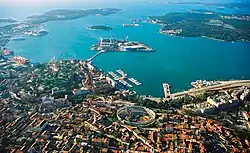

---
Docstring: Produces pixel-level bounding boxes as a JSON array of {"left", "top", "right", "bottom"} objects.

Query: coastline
[{"left": 201, "top": 36, "right": 226, "bottom": 42}]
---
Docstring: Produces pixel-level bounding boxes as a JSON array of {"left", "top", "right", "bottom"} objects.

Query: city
[
  {"left": 1, "top": 47, "right": 250, "bottom": 152},
  {"left": 1, "top": 0, "right": 250, "bottom": 153}
]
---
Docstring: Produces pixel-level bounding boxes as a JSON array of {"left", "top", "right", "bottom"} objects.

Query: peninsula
[
  {"left": 149, "top": 10, "right": 250, "bottom": 42},
  {"left": 88, "top": 25, "right": 112, "bottom": 31},
  {"left": 26, "top": 8, "right": 122, "bottom": 24}
]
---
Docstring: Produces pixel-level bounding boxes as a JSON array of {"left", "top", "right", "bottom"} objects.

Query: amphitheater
[{"left": 117, "top": 106, "right": 156, "bottom": 127}]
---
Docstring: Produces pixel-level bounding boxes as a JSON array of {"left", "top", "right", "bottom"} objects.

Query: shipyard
[{"left": 91, "top": 37, "right": 154, "bottom": 52}]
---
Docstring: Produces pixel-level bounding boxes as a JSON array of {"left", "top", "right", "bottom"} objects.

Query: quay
[
  {"left": 163, "top": 83, "right": 171, "bottom": 99},
  {"left": 146, "top": 80, "right": 250, "bottom": 102}
]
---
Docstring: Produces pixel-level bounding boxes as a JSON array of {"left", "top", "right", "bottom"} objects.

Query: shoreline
[{"left": 201, "top": 36, "right": 226, "bottom": 42}]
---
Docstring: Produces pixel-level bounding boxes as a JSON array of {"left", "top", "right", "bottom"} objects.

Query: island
[
  {"left": 88, "top": 25, "right": 112, "bottom": 31},
  {"left": 0, "top": 18, "right": 18, "bottom": 23},
  {"left": 149, "top": 10, "right": 250, "bottom": 42},
  {"left": 91, "top": 37, "right": 154, "bottom": 52},
  {"left": 26, "top": 8, "right": 122, "bottom": 24}
]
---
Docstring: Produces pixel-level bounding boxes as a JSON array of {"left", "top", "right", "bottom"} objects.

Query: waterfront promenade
[{"left": 147, "top": 80, "right": 250, "bottom": 102}]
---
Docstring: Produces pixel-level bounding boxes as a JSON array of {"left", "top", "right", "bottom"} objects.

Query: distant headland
[
  {"left": 0, "top": 18, "right": 18, "bottom": 23},
  {"left": 26, "top": 8, "right": 122, "bottom": 24},
  {"left": 149, "top": 10, "right": 250, "bottom": 42}
]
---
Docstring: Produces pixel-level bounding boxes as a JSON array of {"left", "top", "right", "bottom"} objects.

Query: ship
[
  {"left": 12, "top": 56, "right": 30, "bottom": 65},
  {"left": 128, "top": 78, "right": 142, "bottom": 86}
]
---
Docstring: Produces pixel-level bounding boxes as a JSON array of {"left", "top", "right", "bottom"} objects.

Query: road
[
  {"left": 146, "top": 80, "right": 250, "bottom": 102},
  {"left": 172, "top": 80, "right": 250, "bottom": 98}
]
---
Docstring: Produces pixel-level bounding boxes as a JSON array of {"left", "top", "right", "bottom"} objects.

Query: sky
[
  {"left": 0, "top": 0, "right": 245, "bottom": 7},
  {"left": 0, "top": 0, "right": 247, "bottom": 19}
]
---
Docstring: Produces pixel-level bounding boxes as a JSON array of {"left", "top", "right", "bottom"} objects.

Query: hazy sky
[
  {"left": 0, "top": 0, "right": 243, "bottom": 7},
  {"left": 0, "top": 0, "right": 246, "bottom": 19}
]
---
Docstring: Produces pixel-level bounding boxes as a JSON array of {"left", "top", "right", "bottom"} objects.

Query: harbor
[
  {"left": 107, "top": 69, "right": 142, "bottom": 89},
  {"left": 90, "top": 37, "right": 154, "bottom": 52}
]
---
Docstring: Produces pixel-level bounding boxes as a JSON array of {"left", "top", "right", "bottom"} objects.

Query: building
[
  {"left": 207, "top": 97, "right": 239, "bottom": 110},
  {"left": 99, "top": 37, "right": 116, "bottom": 49},
  {"left": 242, "top": 112, "right": 250, "bottom": 121}
]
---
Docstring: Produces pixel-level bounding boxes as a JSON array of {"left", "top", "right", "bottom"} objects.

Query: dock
[
  {"left": 145, "top": 80, "right": 250, "bottom": 103},
  {"left": 163, "top": 83, "right": 171, "bottom": 99},
  {"left": 116, "top": 69, "right": 127, "bottom": 78},
  {"left": 107, "top": 69, "right": 142, "bottom": 88},
  {"left": 128, "top": 78, "right": 142, "bottom": 86},
  {"left": 108, "top": 72, "right": 119, "bottom": 80}
]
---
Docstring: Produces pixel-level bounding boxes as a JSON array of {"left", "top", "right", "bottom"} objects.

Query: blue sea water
[{"left": 2, "top": 1, "right": 250, "bottom": 97}]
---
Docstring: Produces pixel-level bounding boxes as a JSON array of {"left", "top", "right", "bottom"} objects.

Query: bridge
[{"left": 86, "top": 50, "right": 106, "bottom": 62}]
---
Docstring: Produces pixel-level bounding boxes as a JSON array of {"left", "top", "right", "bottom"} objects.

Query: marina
[
  {"left": 128, "top": 78, "right": 142, "bottom": 86},
  {"left": 116, "top": 69, "right": 127, "bottom": 77},
  {"left": 107, "top": 69, "right": 142, "bottom": 89}
]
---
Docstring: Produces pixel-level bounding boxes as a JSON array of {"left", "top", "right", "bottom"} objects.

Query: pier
[
  {"left": 163, "top": 83, "right": 171, "bottom": 99},
  {"left": 107, "top": 69, "right": 142, "bottom": 88}
]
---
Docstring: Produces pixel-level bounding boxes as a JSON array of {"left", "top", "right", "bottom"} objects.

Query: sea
[{"left": 1, "top": 0, "right": 250, "bottom": 97}]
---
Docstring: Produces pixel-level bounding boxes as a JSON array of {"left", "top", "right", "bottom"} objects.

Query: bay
[{"left": 3, "top": 1, "right": 250, "bottom": 97}]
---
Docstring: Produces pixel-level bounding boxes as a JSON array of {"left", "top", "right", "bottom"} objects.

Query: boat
[{"left": 128, "top": 78, "right": 142, "bottom": 86}]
